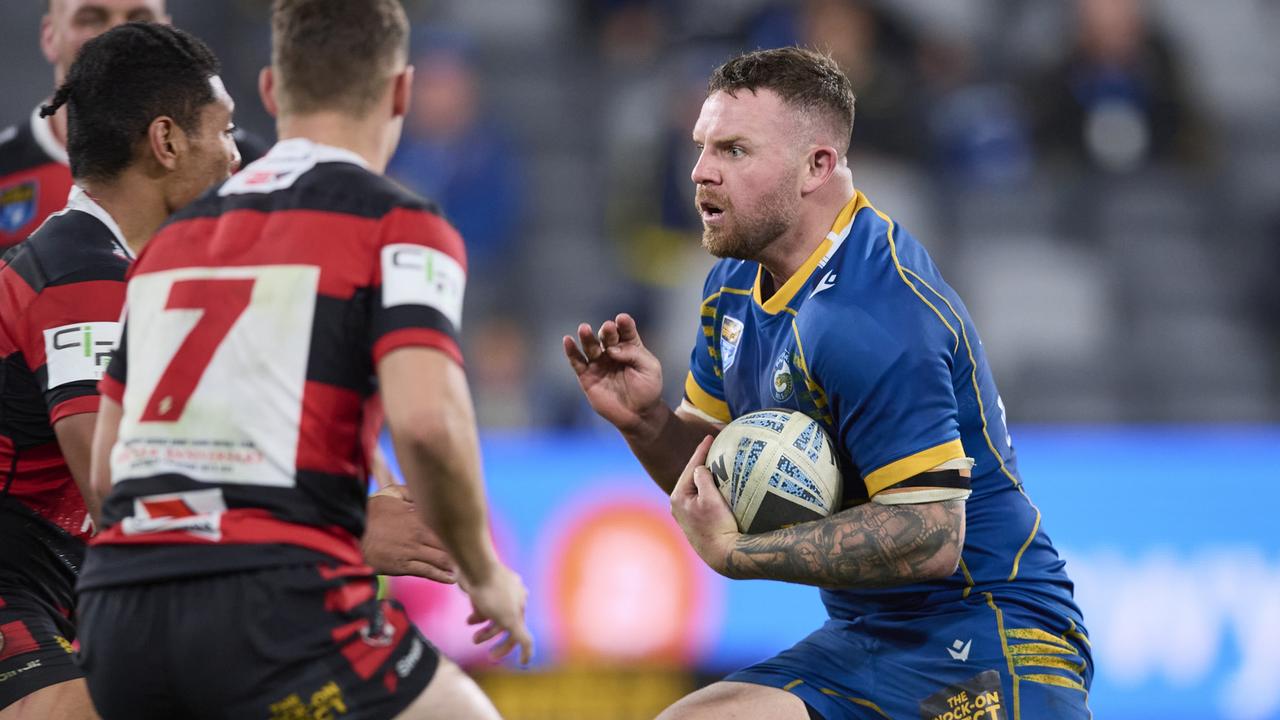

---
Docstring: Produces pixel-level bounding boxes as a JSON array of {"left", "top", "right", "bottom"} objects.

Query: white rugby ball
[{"left": 706, "top": 409, "right": 842, "bottom": 534}]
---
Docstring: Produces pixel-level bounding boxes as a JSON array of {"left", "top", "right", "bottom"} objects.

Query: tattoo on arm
[{"left": 724, "top": 499, "right": 965, "bottom": 588}]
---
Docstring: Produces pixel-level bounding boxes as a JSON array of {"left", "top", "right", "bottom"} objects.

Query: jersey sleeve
[
  {"left": 805, "top": 306, "right": 967, "bottom": 499},
  {"left": 98, "top": 315, "right": 128, "bottom": 404},
  {"left": 370, "top": 207, "right": 467, "bottom": 367},
  {"left": 683, "top": 273, "right": 731, "bottom": 425},
  {"left": 20, "top": 280, "right": 126, "bottom": 423}
]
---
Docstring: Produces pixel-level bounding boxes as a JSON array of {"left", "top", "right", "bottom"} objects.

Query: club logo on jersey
[
  {"left": 720, "top": 315, "right": 743, "bottom": 371},
  {"left": 382, "top": 243, "right": 465, "bottom": 331},
  {"left": 771, "top": 351, "right": 794, "bottom": 402},
  {"left": 0, "top": 181, "right": 37, "bottom": 233},
  {"left": 42, "top": 321, "right": 120, "bottom": 389}
]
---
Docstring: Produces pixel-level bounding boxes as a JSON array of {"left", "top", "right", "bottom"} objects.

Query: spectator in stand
[
  {"left": 1023, "top": 0, "right": 1209, "bottom": 174},
  {"left": 387, "top": 35, "right": 525, "bottom": 317}
]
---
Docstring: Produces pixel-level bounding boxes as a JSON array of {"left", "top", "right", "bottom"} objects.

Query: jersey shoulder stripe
[{"left": 11, "top": 210, "right": 130, "bottom": 292}]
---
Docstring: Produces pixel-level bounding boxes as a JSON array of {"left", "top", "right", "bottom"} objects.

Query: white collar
[
  {"left": 65, "top": 185, "right": 134, "bottom": 259},
  {"left": 30, "top": 105, "right": 70, "bottom": 167},
  {"left": 266, "top": 137, "right": 370, "bottom": 169}
]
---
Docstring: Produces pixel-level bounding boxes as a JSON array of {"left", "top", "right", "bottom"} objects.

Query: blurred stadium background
[{"left": 3, "top": 1, "right": 1278, "bottom": 718}]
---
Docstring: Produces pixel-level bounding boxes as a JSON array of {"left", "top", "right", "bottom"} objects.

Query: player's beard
[{"left": 698, "top": 174, "right": 800, "bottom": 262}]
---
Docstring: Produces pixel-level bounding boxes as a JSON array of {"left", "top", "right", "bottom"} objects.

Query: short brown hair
[
  {"left": 271, "top": 0, "right": 409, "bottom": 117},
  {"left": 708, "top": 47, "right": 856, "bottom": 153}
]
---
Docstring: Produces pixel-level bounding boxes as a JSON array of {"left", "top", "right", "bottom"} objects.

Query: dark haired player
[
  {"left": 0, "top": 21, "right": 238, "bottom": 720},
  {"left": 0, "top": 0, "right": 266, "bottom": 251},
  {"left": 568, "top": 47, "right": 1093, "bottom": 719},
  {"left": 78, "top": 1, "right": 531, "bottom": 718}
]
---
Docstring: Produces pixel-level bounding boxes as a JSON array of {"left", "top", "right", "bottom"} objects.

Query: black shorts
[
  {"left": 0, "top": 586, "right": 82, "bottom": 710},
  {"left": 78, "top": 563, "right": 439, "bottom": 720}
]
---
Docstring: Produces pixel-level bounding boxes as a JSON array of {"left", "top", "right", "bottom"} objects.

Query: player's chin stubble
[{"left": 700, "top": 191, "right": 796, "bottom": 262}]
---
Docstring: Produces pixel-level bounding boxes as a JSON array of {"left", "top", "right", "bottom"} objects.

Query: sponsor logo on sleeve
[
  {"left": 42, "top": 321, "right": 119, "bottom": 388},
  {"left": 381, "top": 243, "right": 465, "bottom": 330}
]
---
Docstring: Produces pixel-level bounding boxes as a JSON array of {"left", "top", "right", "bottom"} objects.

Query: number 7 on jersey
[{"left": 139, "top": 278, "right": 255, "bottom": 423}]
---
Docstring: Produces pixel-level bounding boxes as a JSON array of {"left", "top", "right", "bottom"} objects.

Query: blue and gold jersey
[{"left": 686, "top": 192, "right": 1081, "bottom": 622}]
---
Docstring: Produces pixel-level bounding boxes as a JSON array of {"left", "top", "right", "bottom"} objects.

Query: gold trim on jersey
[
  {"left": 1009, "top": 642, "right": 1077, "bottom": 656},
  {"left": 1020, "top": 673, "right": 1087, "bottom": 693},
  {"left": 864, "top": 438, "right": 966, "bottom": 497},
  {"left": 958, "top": 556, "right": 976, "bottom": 599},
  {"left": 873, "top": 211, "right": 959, "bottom": 353},
  {"left": 781, "top": 680, "right": 891, "bottom": 718},
  {"left": 789, "top": 319, "right": 835, "bottom": 425},
  {"left": 900, "top": 268, "right": 959, "bottom": 353},
  {"left": 1006, "top": 628, "right": 1075, "bottom": 649},
  {"left": 866, "top": 196, "right": 1045, "bottom": 584},
  {"left": 1013, "top": 654, "right": 1087, "bottom": 674},
  {"left": 684, "top": 372, "right": 731, "bottom": 423},
  {"left": 985, "top": 592, "right": 1023, "bottom": 720},
  {"left": 751, "top": 193, "right": 865, "bottom": 315}
]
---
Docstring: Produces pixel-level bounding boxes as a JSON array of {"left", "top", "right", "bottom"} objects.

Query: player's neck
[
  {"left": 757, "top": 176, "right": 855, "bottom": 289},
  {"left": 80, "top": 174, "right": 168, "bottom": 257},
  {"left": 277, "top": 112, "right": 392, "bottom": 174}
]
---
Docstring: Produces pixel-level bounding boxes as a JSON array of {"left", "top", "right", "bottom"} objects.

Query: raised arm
[{"left": 564, "top": 313, "right": 719, "bottom": 493}]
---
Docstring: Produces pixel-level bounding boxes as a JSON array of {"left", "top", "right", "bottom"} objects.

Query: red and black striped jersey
[
  {"left": 0, "top": 107, "right": 269, "bottom": 252},
  {"left": 0, "top": 107, "right": 74, "bottom": 251},
  {"left": 0, "top": 186, "right": 131, "bottom": 609},
  {"left": 81, "top": 138, "right": 467, "bottom": 589}
]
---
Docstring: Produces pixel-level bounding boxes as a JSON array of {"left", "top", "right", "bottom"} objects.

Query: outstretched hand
[
  {"left": 563, "top": 313, "right": 666, "bottom": 437},
  {"left": 462, "top": 564, "right": 535, "bottom": 665},
  {"left": 670, "top": 435, "right": 740, "bottom": 576}
]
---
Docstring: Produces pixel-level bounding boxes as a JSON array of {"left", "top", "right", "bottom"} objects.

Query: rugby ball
[{"left": 706, "top": 409, "right": 842, "bottom": 534}]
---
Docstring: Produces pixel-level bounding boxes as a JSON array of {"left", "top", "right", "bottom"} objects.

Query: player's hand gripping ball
[{"left": 707, "top": 410, "right": 842, "bottom": 534}]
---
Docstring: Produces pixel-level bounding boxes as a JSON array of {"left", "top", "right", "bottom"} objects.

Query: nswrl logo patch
[
  {"left": 719, "top": 315, "right": 743, "bottom": 371},
  {"left": 0, "top": 181, "right": 37, "bottom": 233},
  {"left": 919, "top": 669, "right": 1006, "bottom": 720}
]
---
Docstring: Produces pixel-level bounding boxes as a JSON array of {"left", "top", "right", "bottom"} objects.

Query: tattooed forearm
[{"left": 723, "top": 499, "right": 966, "bottom": 588}]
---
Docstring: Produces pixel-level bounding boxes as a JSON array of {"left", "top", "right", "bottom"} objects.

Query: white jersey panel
[{"left": 113, "top": 264, "right": 319, "bottom": 487}]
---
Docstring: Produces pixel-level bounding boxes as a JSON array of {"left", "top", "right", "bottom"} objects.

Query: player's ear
[
  {"left": 258, "top": 66, "right": 279, "bottom": 118},
  {"left": 801, "top": 145, "right": 839, "bottom": 194},
  {"left": 146, "top": 116, "right": 184, "bottom": 172},
  {"left": 391, "top": 65, "right": 413, "bottom": 119},
  {"left": 40, "top": 12, "right": 58, "bottom": 65}
]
